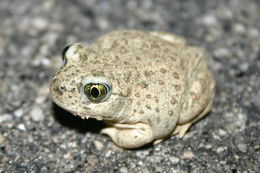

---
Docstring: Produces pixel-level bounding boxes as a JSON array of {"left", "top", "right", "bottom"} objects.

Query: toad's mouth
[{"left": 52, "top": 99, "right": 119, "bottom": 122}]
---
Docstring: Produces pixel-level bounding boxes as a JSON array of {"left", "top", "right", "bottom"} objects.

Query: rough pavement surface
[{"left": 0, "top": 0, "right": 259, "bottom": 172}]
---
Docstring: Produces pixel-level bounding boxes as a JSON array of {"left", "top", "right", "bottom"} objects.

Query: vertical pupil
[{"left": 91, "top": 87, "right": 99, "bottom": 98}]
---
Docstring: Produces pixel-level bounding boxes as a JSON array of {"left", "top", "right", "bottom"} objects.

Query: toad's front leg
[{"left": 101, "top": 123, "right": 154, "bottom": 149}]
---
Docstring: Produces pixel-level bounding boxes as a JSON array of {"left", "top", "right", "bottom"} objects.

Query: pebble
[
  {"left": 30, "top": 105, "right": 45, "bottom": 122},
  {"left": 0, "top": 113, "right": 12, "bottom": 123},
  {"left": 13, "top": 108, "right": 24, "bottom": 118},
  {"left": 136, "top": 150, "right": 149, "bottom": 159},
  {"left": 216, "top": 146, "right": 227, "bottom": 153},
  {"left": 200, "top": 14, "right": 219, "bottom": 26},
  {"left": 17, "top": 124, "right": 26, "bottom": 131},
  {"left": 233, "top": 23, "right": 246, "bottom": 34},
  {"left": 64, "top": 153, "right": 73, "bottom": 160},
  {"left": 94, "top": 140, "right": 104, "bottom": 150},
  {"left": 119, "top": 167, "right": 128, "bottom": 173},
  {"left": 169, "top": 156, "right": 180, "bottom": 164},
  {"left": 181, "top": 151, "right": 195, "bottom": 159},
  {"left": 32, "top": 17, "right": 48, "bottom": 31},
  {"left": 237, "top": 143, "right": 247, "bottom": 153},
  {"left": 0, "top": 134, "right": 5, "bottom": 144}
]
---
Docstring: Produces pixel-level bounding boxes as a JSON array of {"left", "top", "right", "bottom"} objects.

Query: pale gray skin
[{"left": 49, "top": 30, "right": 215, "bottom": 149}]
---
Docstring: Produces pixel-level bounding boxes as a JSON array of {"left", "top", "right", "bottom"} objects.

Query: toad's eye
[
  {"left": 61, "top": 44, "right": 71, "bottom": 65},
  {"left": 84, "top": 83, "right": 111, "bottom": 102}
]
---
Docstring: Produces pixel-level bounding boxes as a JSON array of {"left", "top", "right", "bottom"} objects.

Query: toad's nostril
[
  {"left": 59, "top": 86, "right": 67, "bottom": 92},
  {"left": 54, "top": 86, "right": 67, "bottom": 95}
]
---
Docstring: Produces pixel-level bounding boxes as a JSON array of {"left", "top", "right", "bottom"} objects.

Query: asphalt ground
[{"left": 0, "top": 0, "right": 259, "bottom": 172}]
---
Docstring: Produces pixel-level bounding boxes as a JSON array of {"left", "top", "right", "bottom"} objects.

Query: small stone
[
  {"left": 136, "top": 150, "right": 149, "bottom": 159},
  {"left": 200, "top": 14, "right": 218, "bottom": 26},
  {"left": 169, "top": 156, "right": 180, "bottom": 164},
  {"left": 32, "top": 17, "right": 48, "bottom": 31},
  {"left": 13, "top": 108, "right": 24, "bottom": 118},
  {"left": 237, "top": 143, "right": 247, "bottom": 153},
  {"left": 248, "top": 27, "right": 259, "bottom": 38},
  {"left": 30, "top": 105, "right": 45, "bottom": 122},
  {"left": 213, "top": 48, "right": 231, "bottom": 58},
  {"left": 94, "top": 140, "right": 104, "bottom": 150},
  {"left": 17, "top": 124, "right": 26, "bottom": 131},
  {"left": 119, "top": 167, "right": 128, "bottom": 173},
  {"left": 64, "top": 153, "right": 73, "bottom": 160},
  {"left": 233, "top": 23, "right": 245, "bottom": 34},
  {"left": 181, "top": 151, "right": 195, "bottom": 159},
  {"left": 216, "top": 146, "right": 227, "bottom": 153},
  {"left": 41, "top": 58, "right": 50, "bottom": 66},
  {"left": 218, "top": 129, "right": 227, "bottom": 136},
  {"left": 0, "top": 114, "right": 12, "bottom": 123},
  {"left": 0, "top": 134, "right": 5, "bottom": 144}
]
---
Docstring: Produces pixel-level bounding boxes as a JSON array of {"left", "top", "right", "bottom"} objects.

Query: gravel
[{"left": 0, "top": 0, "right": 259, "bottom": 172}]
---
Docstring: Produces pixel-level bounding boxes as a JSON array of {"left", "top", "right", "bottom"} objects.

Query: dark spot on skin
[
  {"left": 192, "top": 93, "right": 198, "bottom": 100},
  {"left": 168, "top": 110, "right": 174, "bottom": 117},
  {"left": 170, "top": 57, "right": 176, "bottom": 61},
  {"left": 83, "top": 106, "right": 90, "bottom": 110},
  {"left": 164, "top": 48, "right": 170, "bottom": 52},
  {"left": 63, "top": 65, "right": 74, "bottom": 72},
  {"left": 159, "top": 80, "right": 164, "bottom": 85},
  {"left": 155, "top": 107, "right": 160, "bottom": 113},
  {"left": 135, "top": 92, "right": 141, "bottom": 98},
  {"left": 144, "top": 70, "right": 155, "bottom": 77},
  {"left": 77, "top": 83, "right": 83, "bottom": 93},
  {"left": 175, "top": 85, "right": 181, "bottom": 90},
  {"left": 51, "top": 78, "right": 58, "bottom": 84},
  {"left": 154, "top": 97, "right": 159, "bottom": 103},
  {"left": 139, "top": 110, "right": 144, "bottom": 114},
  {"left": 91, "top": 60, "right": 101, "bottom": 65},
  {"left": 136, "top": 57, "right": 141, "bottom": 61},
  {"left": 146, "top": 95, "right": 151, "bottom": 99},
  {"left": 70, "top": 88, "right": 76, "bottom": 94},
  {"left": 115, "top": 55, "right": 120, "bottom": 60},
  {"left": 173, "top": 72, "right": 180, "bottom": 79},
  {"left": 134, "top": 72, "right": 141, "bottom": 82},
  {"left": 144, "top": 71, "right": 150, "bottom": 77},
  {"left": 171, "top": 97, "right": 177, "bottom": 105},
  {"left": 151, "top": 43, "right": 159, "bottom": 48},
  {"left": 124, "top": 72, "right": 132, "bottom": 83},
  {"left": 140, "top": 81, "right": 148, "bottom": 88},
  {"left": 120, "top": 88, "right": 132, "bottom": 97},
  {"left": 157, "top": 117, "right": 160, "bottom": 124},
  {"left": 111, "top": 41, "right": 119, "bottom": 49},
  {"left": 124, "top": 61, "right": 130, "bottom": 65},
  {"left": 146, "top": 105, "right": 151, "bottom": 110},
  {"left": 92, "top": 71, "right": 105, "bottom": 77},
  {"left": 160, "top": 68, "right": 167, "bottom": 73},
  {"left": 125, "top": 88, "right": 132, "bottom": 97}
]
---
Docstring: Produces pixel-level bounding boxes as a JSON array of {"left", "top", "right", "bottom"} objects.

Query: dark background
[{"left": 0, "top": 0, "right": 259, "bottom": 172}]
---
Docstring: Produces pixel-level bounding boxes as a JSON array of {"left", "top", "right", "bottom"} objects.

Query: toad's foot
[
  {"left": 101, "top": 123, "right": 154, "bottom": 149},
  {"left": 172, "top": 123, "right": 192, "bottom": 138}
]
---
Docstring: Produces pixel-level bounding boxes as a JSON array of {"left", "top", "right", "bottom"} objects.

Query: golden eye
[{"left": 84, "top": 83, "right": 109, "bottom": 102}]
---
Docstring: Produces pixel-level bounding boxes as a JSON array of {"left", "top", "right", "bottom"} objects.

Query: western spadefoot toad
[{"left": 50, "top": 30, "right": 215, "bottom": 149}]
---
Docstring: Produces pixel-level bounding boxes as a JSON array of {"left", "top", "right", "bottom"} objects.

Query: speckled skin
[{"left": 49, "top": 30, "right": 215, "bottom": 149}]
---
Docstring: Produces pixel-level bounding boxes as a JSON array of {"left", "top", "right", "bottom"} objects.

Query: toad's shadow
[{"left": 52, "top": 103, "right": 106, "bottom": 134}]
